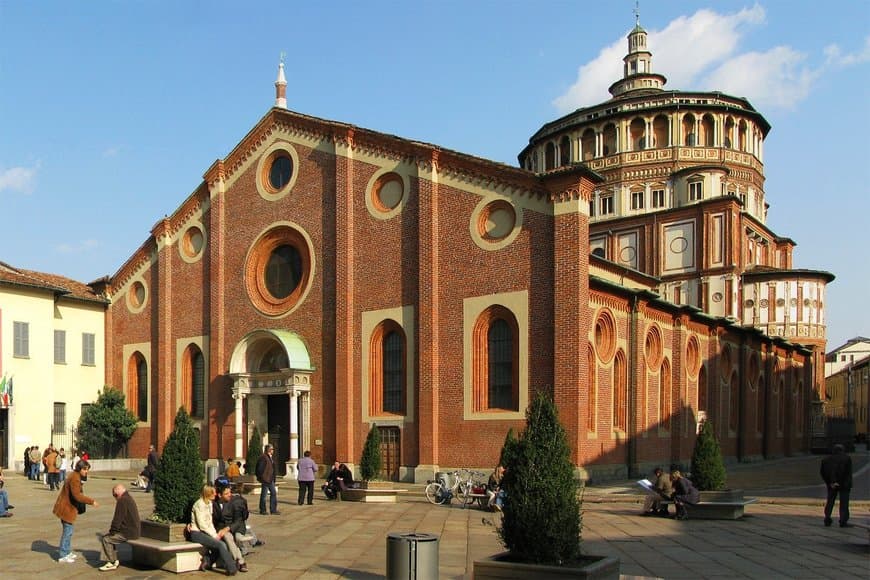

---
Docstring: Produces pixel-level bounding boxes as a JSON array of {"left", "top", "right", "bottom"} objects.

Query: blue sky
[{"left": 1, "top": 1, "right": 868, "bottom": 349}]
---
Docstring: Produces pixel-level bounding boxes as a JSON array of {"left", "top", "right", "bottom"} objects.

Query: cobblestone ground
[{"left": 0, "top": 450, "right": 866, "bottom": 579}]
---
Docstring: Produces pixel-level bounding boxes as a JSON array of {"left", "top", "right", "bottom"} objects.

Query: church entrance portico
[{"left": 228, "top": 330, "right": 314, "bottom": 477}]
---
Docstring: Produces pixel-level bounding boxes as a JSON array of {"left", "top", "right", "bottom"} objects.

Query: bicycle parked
[{"left": 424, "top": 469, "right": 488, "bottom": 508}]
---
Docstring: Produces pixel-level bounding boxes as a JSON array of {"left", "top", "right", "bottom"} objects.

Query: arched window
[
  {"left": 472, "top": 306, "right": 519, "bottom": 412},
  {"left": 383, "top": 331, "right": 404, "bottom": 413},
  {"left": 613, "top": 350, "right": 627, "bottom": 431},
  {"left": 698, "top": 365, "right": 708, "bottom": 411},
  {"left": 127, "top": 352, "right": 148, "bottom": 422},
  {"left": 602, "top": 124, "right": 617, "bottom": 156},
  {"left": 545, "top": 142, "right": 556, "bottom": 171},
  {"left": 630, "top": 117, "right": 646, "bottom": 150},
  {"left": 581, "top": 129, "right": 595, "bottom": 161},
  {"left": 661, "top": 359, "right": 672, "bottom": 430},
  {"left": 701, "top": 114, "right": 715, "bottom": 146},
  {"left": 653, "top": 115, "right": 669, "bottom": 147},
  {"left": 559, "top": 136, "right": 571, "bottom": 166},
  {"left": 369, "top": 320, "right": 406, "bottom": 415},
  {"left": 683, "top": 114, "right": 696, "bottom": 146},
  {"left": 488, "top": 320, "right": 513, "bottom": 410},
  {"left": 729, "top": 371, "right": 739, "bottom": 432},
  {"left": 587, "top": 346, "right": 596, "bottom": 433},
  {"left": 182, "top": 345, "right": 205, "bottom": 419}
]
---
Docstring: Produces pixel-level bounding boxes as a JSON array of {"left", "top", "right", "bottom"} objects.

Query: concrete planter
[
  {"left": 140, "top": 520, "right": 188, "bottom": 543},
  {"left": 699, "top": 489, "right": 745, "bottom": 502},
  {"left": 474, "top": 552, "right": 620, "bottom": 579}
]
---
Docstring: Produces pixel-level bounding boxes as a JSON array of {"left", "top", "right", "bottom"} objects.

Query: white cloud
[
  {"left": 102, "top": 146, "right": 121, "bottom": 158},
  {"left": 824, "top": 35, "right": 870, "bottom": 67},
  {"left": 701, "top": 47, "right": 820, "bottom": 110},
  {"left": 552, "top": 4, "right": 834, "bottom": 114},
  {"left": 0, "top": 165, "right": 38, "bottom": 194},
  {"left": 56, "top": 239, "right": 99, "bottom": 254}
]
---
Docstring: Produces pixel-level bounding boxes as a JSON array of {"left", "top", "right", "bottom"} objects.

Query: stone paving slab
[{"left": 0, "top": 461, "right": 867, "bottom": 579}]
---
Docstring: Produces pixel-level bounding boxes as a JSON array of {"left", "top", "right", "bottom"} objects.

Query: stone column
[
  {"left": 287, "top": 389, "right": 300, "bottom": 477},
  {"left": 233, "top": 391, "right": 244, "bottom": 459}
]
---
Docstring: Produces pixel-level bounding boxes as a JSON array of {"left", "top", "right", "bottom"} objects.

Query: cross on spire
[{"left": 633, "top": 0, "right": 640, "bottom": 26}]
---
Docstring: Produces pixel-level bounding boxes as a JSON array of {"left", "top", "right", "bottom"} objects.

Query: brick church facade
[{"left": 105, "top": 23, "right": 827, "bottom": 482}]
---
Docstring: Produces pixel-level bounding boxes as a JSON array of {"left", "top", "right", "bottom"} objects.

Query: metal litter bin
[
  {"left": 206, "top": 464, "right": 218, "bottom": 485},
  {"left": 386, "top": 532, "right": 439, "bottom": 580}
]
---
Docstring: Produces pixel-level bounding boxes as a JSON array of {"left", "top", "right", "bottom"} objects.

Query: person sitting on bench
[
  {"left": 642, "top": 467, "right": 672, "bottom": 517},
  {"left": 669, "top": 470, "right": 700, "bottom": 520}
]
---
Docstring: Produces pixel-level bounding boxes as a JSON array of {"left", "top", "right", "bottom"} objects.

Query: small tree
[
  {"left": 76, "top": 387, "right": 138, "bottom": 458},
  {"left": 691, "top": 419, "right": 727, "bottom": 491},
  {"left": 245, "top": 425, "right": 263, "bottom": 475},
  {"left": 359, "top": 424, "right": 382, "bottom": 481},
  {"left": 499, "top": 428, "right": 518, "bottom": 468},
  {"left": 153, "top": 407, "right": 204, "bottom": 523},
  {"left": 498, "top": 393, "right": 581, "bottom": 565}
]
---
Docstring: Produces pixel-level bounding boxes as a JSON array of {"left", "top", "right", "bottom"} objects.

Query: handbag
[{"left": 69, "top": 482, "right": 86, "bottom": 514}]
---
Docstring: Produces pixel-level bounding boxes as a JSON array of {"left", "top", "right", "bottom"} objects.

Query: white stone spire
[{"left": 275, "top": 53, "right": 287, "bottom": 109}]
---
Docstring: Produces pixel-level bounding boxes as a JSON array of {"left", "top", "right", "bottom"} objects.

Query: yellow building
[
  {"left": 0, "top": 262, "right": 107, "bottom": 469},
  {"left": 825, "top": 355, "right": 869, "bottom": 442}
]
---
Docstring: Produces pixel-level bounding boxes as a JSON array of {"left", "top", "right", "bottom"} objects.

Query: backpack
[{"left": 55, "top": 454, "right": 63, "bottom": 469}]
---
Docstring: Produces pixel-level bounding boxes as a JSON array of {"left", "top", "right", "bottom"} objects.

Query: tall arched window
[
  {"left": 488, "top": 320, "right": 513, "bottom": 410},
  {"left": 698, "top": 365, "right": 708, "bottom": 411},
  {"left": 182, "top": 345, "right": 205, "bottom": 419},
  {"left": 545, "top": 142, "right": 556, "bottom": 171},
  {"left": 127, "top": 352, "right": 148, "bottom": 422},
  {"left": 613, "top": 350, "right": 627, "bottom": 431},
  {"left": 472, "top": 306, "right": 519, "bottom": 412},
  {"left": 383, "top": 331, "right": 404, "bottom": 413},
  {"left": 369, "top": 320, "right": 406, "bottom": 415},
  {"left": 729, "top": 371, "right": 739, "bottom": 432},
  {"left": 587, "top": 346, "right": 597, "bottom": 433},
  {"left": 559, "top": 136, "right": 571, "bottom": 166},
  {"left": 660, "top": 359, "right": 672, "bottom": 430}
]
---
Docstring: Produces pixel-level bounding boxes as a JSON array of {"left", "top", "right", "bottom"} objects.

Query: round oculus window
[
  {"left": 372, "top": 173, "right": 404, "bottom": 212},
  {"left": 269, "top": 155, "right": 293, "bottom": 191},
  {"left": 182, "top": 226, "right": 204, "bottom": 259},
  {"left": 128, "top": 280, "right": 147, "bottom": 311},
  {"left": 245, "top": 225, "right": 313, "bottom": 316},
  {"left": 478, "top": 200, "right": 516, "bottom": 241},
  {"left": 265, "top": 245, "right": 303, "bottom": 299}
]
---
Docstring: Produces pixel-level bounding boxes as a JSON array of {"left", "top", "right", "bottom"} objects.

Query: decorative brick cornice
[{"left": 590, "top": 289, "right": 629, "bottom": 312}]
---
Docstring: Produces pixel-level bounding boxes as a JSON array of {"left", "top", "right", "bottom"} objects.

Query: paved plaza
[{"left": 0, "top": 452, "right": 867, "bottom": 579}]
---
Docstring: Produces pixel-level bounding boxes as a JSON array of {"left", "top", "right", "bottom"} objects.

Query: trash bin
[
  {"left": 386, "top": 532, "right": 439, "bottom": 580},
  {"left": 206, "top": 464, "right": 218, "bottom": 485}
]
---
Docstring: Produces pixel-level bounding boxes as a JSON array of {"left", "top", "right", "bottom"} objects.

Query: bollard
[
  {"left": 206, "top": 464, "right": 218, "bottom": 485},
  {"left": 386, "top": 532, "right": 439, "bottom": 580}
]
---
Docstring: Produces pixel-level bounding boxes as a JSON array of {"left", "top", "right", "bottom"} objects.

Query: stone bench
[
  {"left": 340, "top": 488, "right": 408, "bottom": 503},
  {"left": 687, "top": 498, "right": 758, "bottom": 520},
  {"left": 128, "top": 537, "right": 205, "bottom": 573}
]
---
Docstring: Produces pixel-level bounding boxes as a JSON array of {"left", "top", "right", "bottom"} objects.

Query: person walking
[
  {"left": 255, "top": 444, "right": 279, "bottom": 515},
  {"left": 297, "top": 450, "right": 317, "bottom": 506},
  {"left": 820, "top": 443, "right": 853, "bottom": 527},
  {"left": 29, "top": 446, "right": 41, "bottom": 481},
  {"left": 98, "top": 484, "right": 140, "bottom": 571},
  {"left": 144, "top": 444, "right": 159, "bottom": 493},
  {"left": 59, "top": 448, "right": 69, "bottom": 483},
  {"left": 52, "top": 460, "right": 99, "bottom": 562}
]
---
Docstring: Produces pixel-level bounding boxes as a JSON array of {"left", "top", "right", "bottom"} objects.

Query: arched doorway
[{"left": 228, "top": 330, "right": 314, "bottom": 477}]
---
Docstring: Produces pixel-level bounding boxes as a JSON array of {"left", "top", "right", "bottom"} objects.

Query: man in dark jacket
[
  {"left": 255, "top": 444, "right": 279, "bottom": 515},
  {"left": 820, "top": 444, "right": 853, "bottom": 527},
  {"left": 144, "top": 444, "right": 159, "bottom": 493},
  {"left": 215, "top": 484, "right": 262, "bottom": 557},
  {"left": 99, "top": 484, "right": 140, "bottom": 571}
]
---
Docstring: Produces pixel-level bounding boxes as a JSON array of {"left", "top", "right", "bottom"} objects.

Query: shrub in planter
[
  {"left": 359, "top": 424, "right": 382, "bottom": 482},
  {"left": 498, "top": 393, "right": 581, "bottom": 565},
  {"left": 152, "top": 407, "right": 204, "bottom": 523},
  {"left": 245, "top": 425, "right": 263, "bottom": 476},
  {"left": 691, "top": 419, "right": 726, "bottom": 491}
]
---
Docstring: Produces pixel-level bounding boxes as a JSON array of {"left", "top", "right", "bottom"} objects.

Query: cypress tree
[
  {"left": 245, "top": 425, "right": 263, "bottom": 475},
  {"left": 359, "top": 424, "right": 382, "bottom": 481},
  {"left": 690, "top": 419, "right": 727, "bottom": 491},
  {"left": 153, "top": 407, "right": 204, "bottom": 523},
  {"left": 498, "top": 393, "right": 581, "bottom": 565}
]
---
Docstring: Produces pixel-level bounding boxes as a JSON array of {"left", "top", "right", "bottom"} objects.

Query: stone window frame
[
  {"left": 365, "top": 168, "right": 410, "bottom": 220},
  {"left": 177, "top": 339, "right": 208, "bottom": 422},
  {"left": 361, "top": 306, "right": 415, "bottom": 424},
  {"left": 123, "top": 343, "right": 151, "bottom": 426},
  {"left": 255, "top": 141, "right": 301, "bottom": 202},
  {"left": 244, "top": 222, "right": 315, "bottom": 318},
  {"left": 469, "top": 195, "right": 523, "bottom": 251},
  {"left": 463, "top": 291, "right": 529, "bottom": 421},
  {"left": 369, "top": 319, "right": 407, "bottom": 417}
]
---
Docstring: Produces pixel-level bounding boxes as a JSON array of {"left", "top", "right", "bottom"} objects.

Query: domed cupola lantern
[{"left": 608, "top": 5, "right": 667, "bottom": 98}]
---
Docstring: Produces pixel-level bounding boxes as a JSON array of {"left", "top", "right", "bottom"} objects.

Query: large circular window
[
  {"left": 126, "top": 280, "right": 148, "bottom": 313},
  {"left": 245, "top": 224, "right": 314, "bottom": 316}
]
